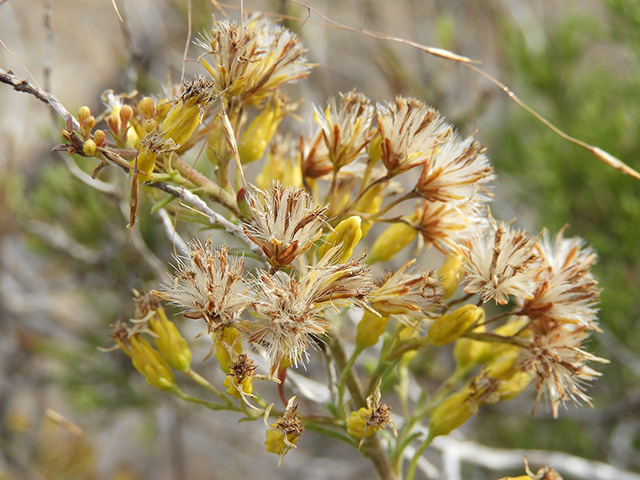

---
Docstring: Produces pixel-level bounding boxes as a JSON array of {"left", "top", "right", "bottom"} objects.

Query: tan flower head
[
  {"left": 461, "top": 222, "right": 540, "bottom": 305},
  {"left": 242, "top": 182, "right": 327, "bottom": 270},
  {"left": 248, "top": 259, "right": 373, "bottom": 376},
  {"left": 520, "top": 322, "right": 608, "bottom": 417},
  {"left": 369, "top": 260, "right": 444, "bottom": 319},
  {"left": 153, "top": 240, "right": 247, "bottom": 330},
  {"left": 522, "top": 229, "right": 600, "bottom": 329},
  {"left": 417, "top": 199, "right": 489, "bottom": 253},
  {"left": 377, "top": 97, "right": 450, "bottom": 176},
  {"left": 415, "top": 134, "right": 494, "bottom": 203},
  {"left": 248, "top": 271, "right": 332, "bottom": 376},
  {"left": 198, "top": 14, "right": 313, "bottom": 104},
  {"left": 313, "top": 91, "right": 374, "bottom": 170}
]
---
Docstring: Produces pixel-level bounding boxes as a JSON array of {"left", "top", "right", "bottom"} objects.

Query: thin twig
[
  {"left": 157, "top": 208, "right": 189, "bottom": 256},
  {"left": 151, "top": 182, "right": 267, "bottom": 262},
  {"left": 287, "top": 0, "right": 477, "bottom": 64},
  {"left": 0, "top": 68, "right": 79, "bottom": 130}
]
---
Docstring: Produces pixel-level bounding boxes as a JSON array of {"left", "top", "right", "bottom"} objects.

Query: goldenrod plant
[{"left": 2, "top": 6, "right": 631, "bottom": 480}]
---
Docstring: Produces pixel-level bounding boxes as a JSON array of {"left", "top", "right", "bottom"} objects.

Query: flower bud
[
  {"left": 78, "top": 106, "right": 91, "bottom": 123},
  {"left": 427, "top": 389, "right": 473, "bottom": 440},
  {"left": 317, "top": 216, "right": 363, "bottom": 263},
  {"left": 107, "top": 114, "right": 120, "bottom": 136},
  {"left": 238, "top": 102, "right": 283, "bottom": 164},
  {"left": 82, "top": 139, "right": 97, "bottom": 156},
  {"left": 355, "top": 310, "right": 389, "bottom": 350},
  {"left": 155, "top": 99, "right": 172, "bottom": 120},
  {"left": 129, "top": 336, "right": 176, "bottom": 391},
  {"left": 139, "top": 96, "right": 155, "bottom": 119},
  {"left": 119, "top": 104, "right": 134, "bottom": 126},
  {"left": 438, "top": 252, "right": 464, "bottom": 299},
  {"left": 367, "top": 219, "right": 417, "bottom": 264},
  {"left": 428, "top": 304, "right": 484, "bottom": 347},
  {"left": 148, "top": 307, "right": 192, "bottom": 372},
  {"left": 453, "top": 323, "right": 488, "bottom": 369},
  {"left": 93, "top": 129, "right": 106, "bottom": 146}
]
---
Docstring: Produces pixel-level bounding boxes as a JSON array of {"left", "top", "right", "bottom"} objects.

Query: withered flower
[
  {"left": 249, "top": 259, "right": 373, "bottom": 376},
  {"left": 198, "top": 14, "right": 313, "bottom": 104},
  {"left": 377, "top": 97, "right": 450, "bottom": 176},
  {"left": 313, "top": 91, "right": 374, "bottom": 169},
  {"left": 415, "top": 134, "right": 494, "bottom": 203},
  {"left": 416, "top": 199, "right": 489, "bottom": 253},
  {"left": 461, "top": 222, "right": 540, "bottom": 305},
  {"left": 520, "top": 322, "right": 608, "bottom": 417},
  {"left": 369, "top": 260, "right": 444, "bottom": 319},
  {"left": 522, "top": 229, "right": 600, "bottom": 329},
  {"left": 242, "top": 183, "right": 327, "bottom": 270},
  {"left": 153, "top": 240, "right": 247, "bottom": 331}
]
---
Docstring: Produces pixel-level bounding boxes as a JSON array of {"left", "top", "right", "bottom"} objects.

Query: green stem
[
  {"left": 365, "top": 191, "right": 416, "bottom": 224},
  {"left": 406, "top": 433, "right": 435, "bottom": 480},
  {"left": 184, "top": 369, "right": 234, "bottom": 407},
  {"left": 331, "top": 338, "right": 366, "bottom": 408},
  {"left": 337, "top": 344, "right": 364, "bottom": 415},
  {"left": 169, "top": 386, "right": 228, "bottom": 411}
]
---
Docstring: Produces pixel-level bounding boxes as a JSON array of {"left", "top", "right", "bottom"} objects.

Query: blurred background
[{"left": 1, "top": 1, "right": 639, "bottom": 479}]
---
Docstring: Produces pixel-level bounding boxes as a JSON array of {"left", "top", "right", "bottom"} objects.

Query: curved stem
[{"left": 406, "top": 433, "right": 434, "bottom": 480}]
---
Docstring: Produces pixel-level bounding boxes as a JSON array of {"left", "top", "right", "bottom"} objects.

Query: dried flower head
[
  {"left": 153, "top": 240, "right": 247, "bottom": 330},
  {"left": 249, "top": 259, "right": 373, "bottom": 376},
  {"left": 416, "top": 199, "right": 489, "bottom": 253},
  {"left": 377, "top": 97, "right": 450, "bottom": 176},
  {"left": 264, "top": 396, "right": 304, "bottom": 466},
  {"left": 462, "top": 222, "right": 540, "bottom": 305},
  {"left": 522, "top": 229, "right": 600, "bottom": 329},
  {"left": 369, "top": 260, "right": 444, "bottom": 319},
  {"left": 520, "top": 322, "right": 608, "bottom": 417},
  {"left": 415, "top": 134, "right": 494, "bottom": 203},
  {"left": 347, "top": 382, "right": 397, "bottom": 449},
  {"left": 313, "top": 91, "right": 374, "bottom": 169},
  {"left": 198, "top": 15, "right": 313, "bottom": 104},
  {"left": 242, "top": 183, "right": 327, "bottom": 270}
]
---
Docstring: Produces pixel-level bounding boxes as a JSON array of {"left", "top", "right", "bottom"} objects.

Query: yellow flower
[
  {"left": 355, "top": 310, "right": 390, "bottom": 350},
  {"left": 438, "top": 252, "right": 464, "bottom": 299},
  {"left": 239, "top": 99, "right": 284, "bottom": 164}
]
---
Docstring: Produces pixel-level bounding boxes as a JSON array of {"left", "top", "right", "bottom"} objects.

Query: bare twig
[
  {"left": 157, "top": 208, "right": 189, "bottom": 256},
  {"left": 0, "top": 68, "right": 79, "bottom": 130},
  {"left": 151, "top": 182, "right": 266, "bottom": 262},
  {"left": 288, "top": 0, "right": 476, "bottom": 64}
]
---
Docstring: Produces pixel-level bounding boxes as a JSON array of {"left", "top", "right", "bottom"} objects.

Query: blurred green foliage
[{"left": 475, "top": 1, "right": 640, "bottom": 466}]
